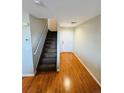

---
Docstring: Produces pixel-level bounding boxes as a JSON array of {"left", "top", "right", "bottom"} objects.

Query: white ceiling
[
  {"left": 23, "top": 0, "right": 101, "bottom": 27},
  {"left": 22, "top": 0, "right": 53, "bottom": 18}
]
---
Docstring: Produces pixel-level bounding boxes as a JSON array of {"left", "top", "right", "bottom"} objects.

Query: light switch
[
  {"left": 23, "top": 22, "right": 29, "bottom": 27},
  {"left": 25, "top": 38, "right": 29, "bottom": 41}
]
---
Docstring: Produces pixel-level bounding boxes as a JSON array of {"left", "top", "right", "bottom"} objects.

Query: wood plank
[{"left": 22, "top": 52, "right": 101, "bottom": 93}]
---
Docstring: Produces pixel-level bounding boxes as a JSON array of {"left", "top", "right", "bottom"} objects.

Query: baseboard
[
  {"left": 22, "top": 74, "right": 35, "bottom": 77},
  {"left": 60, "top": 51, "right": 73, "bottom": 54},
  {"left": 57, "top": 68, "right": 60, "bottom": 72},
  {"left": 57, "top": 63, "right": 60, "bottom": 72},
  {"left": 34, "top": 69, "right": 37, "bottom": 75},
  {"left": 73, "top": 52, "right": 101, "bottom": 87}
]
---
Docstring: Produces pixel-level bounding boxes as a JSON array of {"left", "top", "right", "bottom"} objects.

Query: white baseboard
[
  {"left": 57, "top": 68, "right": 60, "bottom": 72},
  {"left": 73, "top": 52, "right": 101, "bottom": 87},
  {"left": 22, "top": 74, "right": 34, "bottom": 77}
]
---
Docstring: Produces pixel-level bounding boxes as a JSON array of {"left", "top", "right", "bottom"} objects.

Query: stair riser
[
  {"left": 46, "top": 39, "right": 56, "bottom": 42},
  {"left": 47, "top": 36, "right": 57, "bottom": 38},
  {"left": 45, "top": 46, "right": 57, "bottom": 48},
  {"left": 42, "top": 57, "right": 56, "bottom": 60},
  {"left": 45, "top": 43, "right": 57, "bottom": 45},
  {"left": 38, "top": 66, "right": 56, "bottom": 71},
  {"left": 46, "top": 40, "right": 56, "bottom": 42},
  {"left": 45, "top": 43, "right": 57, "bottom": 46},
  {"left": 46, "top": 42, "right": 57, "bottom": 45},
  {"left": 46, "top": 39, "right": 57, "bottom": 41},
  {"left": 47, "top": 34, "right": 57, "bottom": 36},
  {"left": 47, "top": 37, "right": 57, "bottom": 40},
  {"left": 48, "top": 33, "right": 57, "bottom": 35},
  {"left": 40, "top": 62, "right": 56, "bottom": 64}
]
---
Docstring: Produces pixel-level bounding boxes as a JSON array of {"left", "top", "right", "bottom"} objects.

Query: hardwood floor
[{"left": 22, "top": 52, "right": 101, "bottom": 93}]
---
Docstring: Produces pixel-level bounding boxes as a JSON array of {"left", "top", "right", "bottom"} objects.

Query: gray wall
[
  {"left": 29, "top": 15, "right": 48, "bottom": 73},
  {"left": 74, "top": 15, "right": 101, "bottom": 83}
]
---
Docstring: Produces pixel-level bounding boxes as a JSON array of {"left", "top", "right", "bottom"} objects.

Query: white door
[{"left": 60, "top": 28, "right": 73, "bottom": 52}]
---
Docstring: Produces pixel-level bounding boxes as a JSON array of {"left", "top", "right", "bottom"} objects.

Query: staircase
[{"left": 37, "top": 30, "right": 57, "bottom": 72}]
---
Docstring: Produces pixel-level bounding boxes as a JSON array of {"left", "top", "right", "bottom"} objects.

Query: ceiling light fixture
[
  {"left": 33, "top": 0, "right": 41, "bottom": 4},
  {"left": 33, "top": 0, "right": 46, "bottom": 7}
]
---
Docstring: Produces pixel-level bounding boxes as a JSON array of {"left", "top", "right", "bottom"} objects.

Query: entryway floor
[{"left": 22, "top": 52, "right": 101, "bottom": 93}]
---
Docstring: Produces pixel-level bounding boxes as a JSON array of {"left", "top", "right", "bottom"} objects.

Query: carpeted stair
[{"left": 37, "top": 30, "right": 57, "bottom": 72}]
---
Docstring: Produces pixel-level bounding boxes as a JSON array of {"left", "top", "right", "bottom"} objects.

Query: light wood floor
[{"left": 23, "top": 52, "right": 101, "bottom": 93}]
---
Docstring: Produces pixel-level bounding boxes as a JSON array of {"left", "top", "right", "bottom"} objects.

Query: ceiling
[{"left": 23, "top": 0, "right": 101, "bottom": 27}]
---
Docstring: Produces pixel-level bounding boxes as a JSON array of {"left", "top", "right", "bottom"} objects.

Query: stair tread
[
  {"left": 45, "top": 43, "right": 57, "bottom": 45},
  {"left": 47, "top": 38, "right": 57, "bottom": 40},
  {"left": 43, "top": 52, "right": 57, "bottom": 54},
  {"left": 47, "top": 38, "right": 57, "bottom": 39},
  {"left": 48, "top": 32, "right": 57, "bottom": 34},
  {"left": 44, "top": 48, "right": 57, "bottom": 52},
  {"left": 45, "top": 44, "right": 57, "bottom": 47},
  {"left": 45, "top": 45, "right": 57, "bottom": 48},
  {"left": 39, "top": 64, "right": 56, "bottom": 67},
  {"left": 47, "top": 36, "right": 56, "bottom": 38},
  {"left": 43, "top": 52, "right": 57, "bottom": 58},
  {"left": 38, "top": 65, "right": 56, "bottom": 71},
  {"left": 40, "top": 57, "right": 56, "bottom": 64},
  {"left": 48, "top": 34, "right": 57, "bottom": 36},
  {"left": 46, "top": 40, "right": 57, "bottom": 42}
]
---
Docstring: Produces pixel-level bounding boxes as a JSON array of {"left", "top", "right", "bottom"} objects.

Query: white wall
[
  {"left": 29, "top": 15, "right": 48, "bottom": 73},
  {"left": 59, "top": 27, "right": 74, "bottom": 52},
  {"left": 22, "top": 11, "right": 34, "bottom": 76},
  {"left": 57, "top": 26, "right": 61, "bottom": 71},
  {"left": 22, "top": 12, "right": 48, "bottom": 76},
  {"left": 74, "top": 15, "right": 101, "bottom": 83}
]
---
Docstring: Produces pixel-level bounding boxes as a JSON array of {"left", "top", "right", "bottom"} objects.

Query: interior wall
[
  {"left": 22, "top": 11, "right": 34, "bottom": 76},
  {"left": 59, "top": 27, "right": 74, "bottom": 52},
  {"left": 29, "top": 15, "right": 48, "bottom": 73},
  {"left": 48, "top": 18, "right": 57, "bottom": 31},
  {"left": 22, "top": 12, "right": 48, "bottom": 76},
  {"left": 29, "top": 15, "right": 47, "bottom": 53},
  {"left": 57, "top": 26, "right": 61, "bottom": 71},
  {"left": 74, "top": 15, "right": 101, "bottom": 83}
]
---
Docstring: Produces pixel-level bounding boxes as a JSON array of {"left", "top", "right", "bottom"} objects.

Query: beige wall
[
  {"left": 48, "top": 19, "right": 57, "bottom": 31},
  {"left": 74, "top": 15, "right": 101, "bottom": 83}
]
